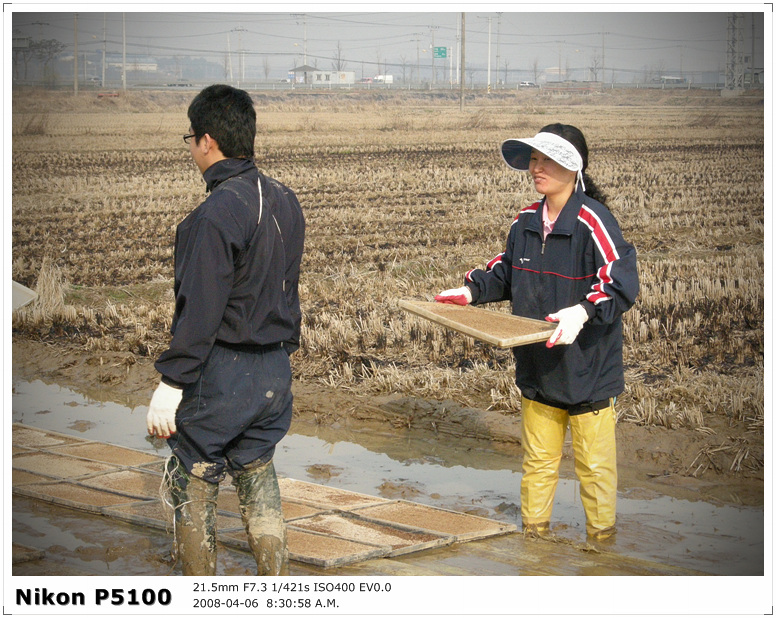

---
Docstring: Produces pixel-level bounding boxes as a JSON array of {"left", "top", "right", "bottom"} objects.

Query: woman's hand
[
  {"left": 545, "top": 304, "right": 588, "bottom": 348},
  {"left": 434, "top": 286, "right": 472, "bottom": 305}
]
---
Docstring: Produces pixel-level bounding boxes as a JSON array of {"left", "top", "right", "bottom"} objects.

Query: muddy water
[{"left": 11, "top": 379, "right": 764, "bottom": 576}]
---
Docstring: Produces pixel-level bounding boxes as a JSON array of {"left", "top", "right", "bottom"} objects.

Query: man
[{"left": 146, "top": 84, "right": 305, "bottom": 576}]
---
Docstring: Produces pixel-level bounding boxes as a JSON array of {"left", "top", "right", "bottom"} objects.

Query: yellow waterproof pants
[{"left": 520, "top": 397, "right": 617, "bottom": 537}]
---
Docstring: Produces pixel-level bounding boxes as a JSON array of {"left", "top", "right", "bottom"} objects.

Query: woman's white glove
[
  {"left": 146, "top": 380, "right": 183, "bottom": 438},
  {"left": 545, "top": 304, "right": 589, "bottom": 348},
  {"left": 434, "top": 286, "right": 472, "bottom": 306}
]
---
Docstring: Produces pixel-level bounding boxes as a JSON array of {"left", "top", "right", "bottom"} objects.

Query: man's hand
[
  {"left": 434, "top": 286, "right": 472, "bottom": 306},
  {"left": 545, "top": 304, "right": 589, "bottom": 348},
  {"left": 146, "top": 380, "right": 183, "bottom": 438}
]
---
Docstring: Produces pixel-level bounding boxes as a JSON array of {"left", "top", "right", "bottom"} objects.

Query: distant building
[
  {"left": 290, "top": 65, "right": 355, "bottom": 85},
  {"left": 105, "top": 53, "right": 157, "bottom": 72}
]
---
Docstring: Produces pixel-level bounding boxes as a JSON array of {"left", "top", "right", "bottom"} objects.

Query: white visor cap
[{"left": 501, "top": 132, "right": 585, "bottom": 191}]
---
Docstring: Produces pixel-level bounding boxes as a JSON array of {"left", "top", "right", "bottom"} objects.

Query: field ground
[{"left": 10, "top": 87, "right": 765, "bottom": 508}]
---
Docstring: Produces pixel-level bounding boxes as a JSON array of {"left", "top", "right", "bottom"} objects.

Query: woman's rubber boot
[
  {"left": 520, "top": 397, "right": 568, "bottom": 530},
  {"left": 232, "top": 459, "right": 289, "bottom": 576},
  {"left": 522, "top": 521, "right": 551, "bottom": 539},
  {"left": 167, "top": 456, "right": 219, "bottom": 576},
  {"left": 568, "top": 402, "right": 618, "bottom": 539}
]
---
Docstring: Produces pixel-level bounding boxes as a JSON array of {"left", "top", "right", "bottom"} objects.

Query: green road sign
[{"left": 433, "top": 46, "right": 447, "bottom": 59}]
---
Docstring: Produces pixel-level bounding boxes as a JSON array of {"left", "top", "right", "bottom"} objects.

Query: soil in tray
[
  {"left": 217, "top": 489, "right": 324, "bottom": 521},
  {"left": 12, "top": 425, "right": 81, "bottom": 449},
  {"left": 285, "top": 528, "right": 382, "bottom": 561},
  {"left": 49, "top": 443, "right": 160, "bottom": 467},
  {"left": 356, "top": 502, "right": 504, "bottom": 536},
  {"left": 79, "top": 469, "right": 161, "bottom": 498},
  {"left": 13, "top": 469, "right": 53, "bottom": 486},
  {"left": 400, "top": 301, "right": 554, "bottom": 346},
  {"left": 12, "top": 452, "right": 118, "bottom": 478},
  {"left": 278, "top": 478, "right": 388, "bottom": 510},
  {"left": 106, "top": 500, "right": 242, "bottom": 531},
  {"left": 292, "top": 513, "right": 444, "bottom": 549},
  {"left": 19, "top": 482, "right": 138, "bottom": 508}
]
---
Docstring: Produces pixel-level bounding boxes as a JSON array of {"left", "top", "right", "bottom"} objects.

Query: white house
[{"left": 290, "top": 65, "right": 355, "bottom": 85}]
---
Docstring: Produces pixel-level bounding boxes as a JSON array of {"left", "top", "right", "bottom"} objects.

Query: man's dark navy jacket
[{"left": 156, "top": 157, "right": 305, "bottom": 387}]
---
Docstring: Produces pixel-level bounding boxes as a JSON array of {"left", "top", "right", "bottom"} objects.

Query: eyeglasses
[{"left": 183, "top": 133, "right": 196, "bottom": 144}]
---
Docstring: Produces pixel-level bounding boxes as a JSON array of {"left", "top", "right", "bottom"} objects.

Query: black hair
[
  {"left": 187, "top": 84, "right": 256, "bottom": 159},
  {"left": 539, "top": 123, "right": 608, "bottom": 206}
]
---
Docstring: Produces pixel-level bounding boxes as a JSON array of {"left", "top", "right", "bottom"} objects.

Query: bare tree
[
  {"left": 532, "top": 57, "right": 540, "bottom": 83},
  {"left": 332, "top": 41, "right": 347, "bottom": 71},
  {"left": 263, "top": 57, "right": 271, "bottom": 81},
  {"left": 13, "top": 32, "right": 36, "bottom": 81},
  {"left": 399, "top": 54, "right": 408, "bottom": 83},
  {"left": 589, "top": 53, "right": 602, "bottom": 81},
  {"left": 33, "top": 39, "right": 66, "bottom": 86}
]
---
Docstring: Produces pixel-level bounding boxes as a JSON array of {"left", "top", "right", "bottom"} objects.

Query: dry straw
[{"left": 11, "top": 89, "right": 764, "bottom": 474}]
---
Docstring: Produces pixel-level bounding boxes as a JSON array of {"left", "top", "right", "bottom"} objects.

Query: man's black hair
[{"left": 188, "top": 84, "right": 256, "bottom": 159}]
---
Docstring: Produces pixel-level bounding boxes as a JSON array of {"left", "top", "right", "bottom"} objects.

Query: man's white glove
[
  {"left": 146, "top": 380, "right": 183, "bottom": 438},
  {"left": 434, "top": 286, "right": 472, "bottom": 306},
  {"left": 545, "top": 304, "right": 589, "bottom": 348}
]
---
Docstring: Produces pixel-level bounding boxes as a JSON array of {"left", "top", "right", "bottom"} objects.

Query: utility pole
[
  {"left": 495, "top": 13, "right": 502, "bottom": 88},
  {"left": 751, "top": 14, "right": 756, "bottom": 87},
  {"left": 121, "top": 13, "right": 126, "bottom": 92},
  {"left": 292, "top": 14, "right": 307, "bottom": 65},
  {"left": 459, "top": 13, "right": 465, "bottom": 111},
  {"left": 558, "top": 41, "right": 562, "bottom": 81},
  {"left": 73, "top": 13, "right": 78, "bottom": 94},
  {"left": 455, "top": 19, "right": 460, "bottom": 85},
  {"left": 726, "top": 12, "right": 744, "bottom": 90},
  {"left": 487, "top": 17, "right": 492, "bottom": 93},
  {"left": 449, "top": 41, "right": 454, "bottom": 88},
  {"left": 227, "top": 33, "right": 233, "bottom": 83},
  {"left": 239, "top": 28, "right": 244, "bottom": 84},
  {"left": 231, "top": 27, "right": 246, "bottom": 85},
  {"left": 601, "top": 32, "right": 606, "bottom": 85},
  {"left": 411, "top": 35, "right": 421, "bottom": 86},
  {"left": 101, "top": 13, "right": 106, "bottom": 87},
  {"left": 429, "top": 25, "right": 438, "bottom": 86}
]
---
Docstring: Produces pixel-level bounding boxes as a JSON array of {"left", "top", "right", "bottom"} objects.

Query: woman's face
[{"left": 528, "top": 150, "right": 576, "bottom": 199}]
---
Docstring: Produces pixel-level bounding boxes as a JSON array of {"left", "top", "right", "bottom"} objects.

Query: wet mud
[{"left": 10, "top": 375, "right": 765, "bottom": 576}]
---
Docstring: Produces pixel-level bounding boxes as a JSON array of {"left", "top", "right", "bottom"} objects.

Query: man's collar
[{"left": 203, "top": 158, "right": 256, "bottom": 192}]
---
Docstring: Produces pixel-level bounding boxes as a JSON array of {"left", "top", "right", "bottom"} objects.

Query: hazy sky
[{"left": 9, "top": 6, "right": 766, "bottom": 82}]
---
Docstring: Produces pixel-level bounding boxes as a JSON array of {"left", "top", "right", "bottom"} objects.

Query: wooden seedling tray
[
  {"left": 12, "top": 425, "right": 518, "bottom": 570},
  {"left": 12, "top": 281, "right": 37, "bottom": 311},
  {"left": 351, "top": 500, "right": 517, "bottom": 542},
  {"left": 399, "top": 300, "right": 555, "bottom": 348},
  {"left": 288, "top": 511, "right": 454, "bottom": 557}
]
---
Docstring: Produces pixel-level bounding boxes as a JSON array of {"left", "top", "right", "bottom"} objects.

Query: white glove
[
  {"left": 146, "top": 380, "right": 183, "bottom": 438},
  {"left": 545, "top": 304, "right": 589, "bottom": 348},
  {"left": 434, "top": 286, "right": 472, "bottom": 306}
]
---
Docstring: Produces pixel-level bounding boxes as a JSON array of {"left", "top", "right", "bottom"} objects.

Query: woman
[{"left": 436, "top": 123, "right": 639, "bottom": 540}]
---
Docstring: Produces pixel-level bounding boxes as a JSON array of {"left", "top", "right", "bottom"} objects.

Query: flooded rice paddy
[{"left": 11, "top": 378, "right": 764, "bottom": 576}]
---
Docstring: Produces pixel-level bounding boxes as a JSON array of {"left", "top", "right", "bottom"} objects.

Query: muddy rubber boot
[
  {"left": 522, "top": 521, "right": 551, "bottom": 539},
  {"left": 520, "top": 398, "right": 568, "bottom": 528},
  {"left": 167, "top": 457, "right": 219, "bottom": 576},
  {"left": 523, "top": 521, "right": 552, "bottom": 539},
  {"left": 232, "top": 459, "right": 289, "bottom": 576},
  {"left": 569, "top": 403, "right": 618, "bottom": 538}
]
